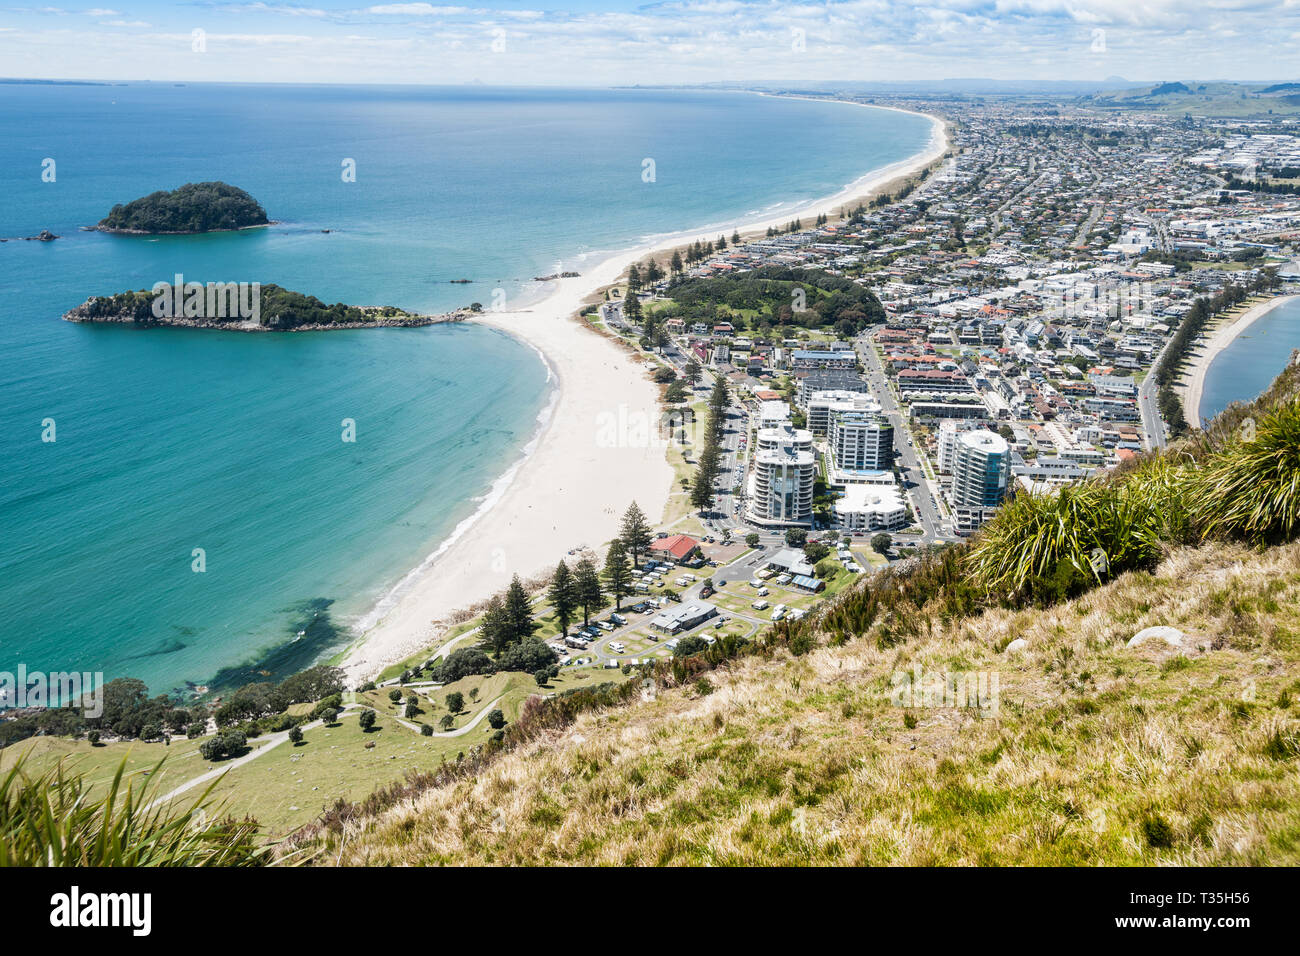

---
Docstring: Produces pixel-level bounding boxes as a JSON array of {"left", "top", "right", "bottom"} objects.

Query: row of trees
[
  {"left": 481, "top": 499, "right": 659, "bottom": 658},
  {"left": 626, "top": 231, "right": 744, "bottom": 294},
  {"left": 1154, "top": 273, "right": 1281, "bottom": 435},
  {"left": 546, "top": 556, "right": 606, "bottom": 637},
  {"left": 689, "top": 376, "right": 732, "bottom": 514}
]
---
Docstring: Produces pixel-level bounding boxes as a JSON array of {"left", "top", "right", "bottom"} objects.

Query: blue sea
[
  {"left": 0, "top": 84, "right": 931, "bottom": 696},
  {"left": 1200, "top": 295, "right": 1300, "bottom": 423}
]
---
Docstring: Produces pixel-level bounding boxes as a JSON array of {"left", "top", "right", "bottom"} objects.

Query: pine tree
[
  {"left": 732, "top": 230, "right": 741, "bottom": 245},
  {"left": 480, "top": 595, "right": 511, "bottom": 657},
  {"left": 547, "top": 561, "right": 578, "bottom": 637},
  {"left": 619, "top": 502, "right": 653, "bottom": 569},
  {"left": 690, "top": 466, "right": 715, "bottom": 514},
  {"left": 603, "top": 540, "right": 633, "bottom": 611},
  {"left": 670, "top": 250, "right": 683, "bottom": 275},
  {"left": 574, "top": 557, "right": 603, "bottom": 626},
  {"left": 709, "top": 375, "right": 729, "bottom": 411},
  {"left": 624, "top": 292, "right": 642, "bottom": 321},
  {"left": 717, "top": 234, "right": 727, "bottom": 250},
  {"left": 503, "top": 574, "right": 537, "bottom": 647},
  {"left": 627, "top": 263, "right": 641, "bottom": 291}
]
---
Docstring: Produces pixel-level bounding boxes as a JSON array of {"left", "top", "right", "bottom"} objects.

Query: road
[
  {"left": 1138, "top": 336, "right": 1173, "bottom": 450},
  {"left": 855, "top": 328, "right": 952, "bottom": 541}
]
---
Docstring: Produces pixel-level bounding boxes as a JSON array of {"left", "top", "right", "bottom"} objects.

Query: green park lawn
[{"left": 0, "top": 731, "right": 215, "bottom": 798}]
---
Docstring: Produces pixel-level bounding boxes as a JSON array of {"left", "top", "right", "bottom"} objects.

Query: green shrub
[
  {"left": 966, "top": 476, "right": 1177, "bottom": 603},
  {"left": 1262, "top": 723, "right": 1300, "bottom": 761},
  {"left": 1191, "top": 400, "right": 1300, "bottom": 545},
  {"left": 1141, "top": 813, "right": 1174, "bottom": 849}
]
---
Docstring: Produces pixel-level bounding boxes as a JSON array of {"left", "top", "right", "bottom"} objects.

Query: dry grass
[{"left": 317, "top": 540, "right": 1300, "bottom": 866}]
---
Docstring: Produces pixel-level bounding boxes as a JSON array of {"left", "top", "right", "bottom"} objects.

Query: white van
[
  {"left": 751, "top": 599, "right": 769, "bottom": 611},
  {"left": 770, "top": 604, "right": 787, "bottom": 622}
]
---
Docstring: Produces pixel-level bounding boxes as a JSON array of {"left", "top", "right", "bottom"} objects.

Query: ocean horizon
[{"left": 0, "top": 83, "right": 933, "bottom": 697}]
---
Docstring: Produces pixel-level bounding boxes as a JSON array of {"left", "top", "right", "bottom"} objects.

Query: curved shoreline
[
  {"left": 339, "top": 101, "right": 949, "bottom": 684},
  {"left": 1184, "top": 294, "right": 1300, "bottom": 427}
]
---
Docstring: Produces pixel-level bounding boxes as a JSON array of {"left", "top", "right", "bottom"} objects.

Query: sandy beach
[
  {"left": 1182, "top": 293, "right": 1300, "bottom": 427},
  {"left": 339, "top": 103, "right": 949, "bottom": 684}
]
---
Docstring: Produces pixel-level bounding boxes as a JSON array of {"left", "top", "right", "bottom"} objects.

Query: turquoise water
[
  {"left": 0, "top": 84, "right": 931, "bottom": 695},
  {"left": 1200, "top": 296, "right": 1300, "bottom": 424}
]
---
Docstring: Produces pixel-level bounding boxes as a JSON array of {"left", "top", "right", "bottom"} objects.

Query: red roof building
[{"left": 648, "top": 534, "right": 701, "bottom": 563}]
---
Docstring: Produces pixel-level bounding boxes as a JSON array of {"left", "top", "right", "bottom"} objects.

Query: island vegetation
[
  {"left": 64, "top": 283, "right": 462, "bottom": 331},
  {"left": 96, "top": 181, "right": 270, "bottom": 234}
]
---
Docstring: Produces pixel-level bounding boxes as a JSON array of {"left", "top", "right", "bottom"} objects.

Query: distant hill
[
  {"left": 1081, "top": 80, "right": 1300, "bottom": 117},
  {"left": 97, "top": 181, "right": 270, "bottom": 234}
]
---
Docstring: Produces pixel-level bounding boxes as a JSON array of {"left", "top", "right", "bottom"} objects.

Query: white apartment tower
[
  {"left": 830, "top": 411, "right": 894, "bottom": 472},
  {"left": 747, "top": 415, "right": 816, "bottom": 527}
]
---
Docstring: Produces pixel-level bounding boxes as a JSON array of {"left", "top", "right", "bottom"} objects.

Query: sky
[{"left": 0, "top": 1, "right": 1297, "bottom": 86}]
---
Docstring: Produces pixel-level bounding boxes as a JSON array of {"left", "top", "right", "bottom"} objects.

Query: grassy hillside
[{"left": 309, "top": 539, "right": 1300, "bottom": 865}]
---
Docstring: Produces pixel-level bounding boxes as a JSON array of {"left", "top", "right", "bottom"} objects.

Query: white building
[
  {"left": 830, "top": 410, "right": 894, "bottom": 473},
  {"left": 806, "top": 389, "right": 882, "bottom": 436},
  {"left": 937, "top": 420, "right": 980, "bottom": 474},
  {"left": 835, "top": 482, "right": 909, "bottom": 532},
  {"left": 747, "top": 421, "right": 816, "bottom": 527},
  {"left": 758, "top": 400, "right": 793, "bottom": 429}
]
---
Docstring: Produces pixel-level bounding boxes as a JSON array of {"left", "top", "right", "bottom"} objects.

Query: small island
[
  {"left": 96, "top": 181, "right": 271, "bottom": 234},
  {"left": 64, "top": 282, "right": 475, "bottom": 331}
]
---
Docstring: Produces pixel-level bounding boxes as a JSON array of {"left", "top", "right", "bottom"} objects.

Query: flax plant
[
  {"left": 0, "top": 754, "right": 268, "bottom": 867},
  {"left": 1191, "top": 399, "right": 1300, "bottom": 545}
]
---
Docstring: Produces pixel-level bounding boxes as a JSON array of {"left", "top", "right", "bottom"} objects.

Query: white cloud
[{"left": 1, "top": 0, "right": 1297, "bottom": 84}]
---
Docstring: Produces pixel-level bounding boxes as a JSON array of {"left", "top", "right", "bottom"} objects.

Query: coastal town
[
  {"left": 5, "top": 76, "right": 1300, "bottom": 874},
  {"left": 599, "top": 89, "right": 1300, "bottom": 551},
  {"left": 463, "top": 86, "right": 1300, "bottom": 686}
]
